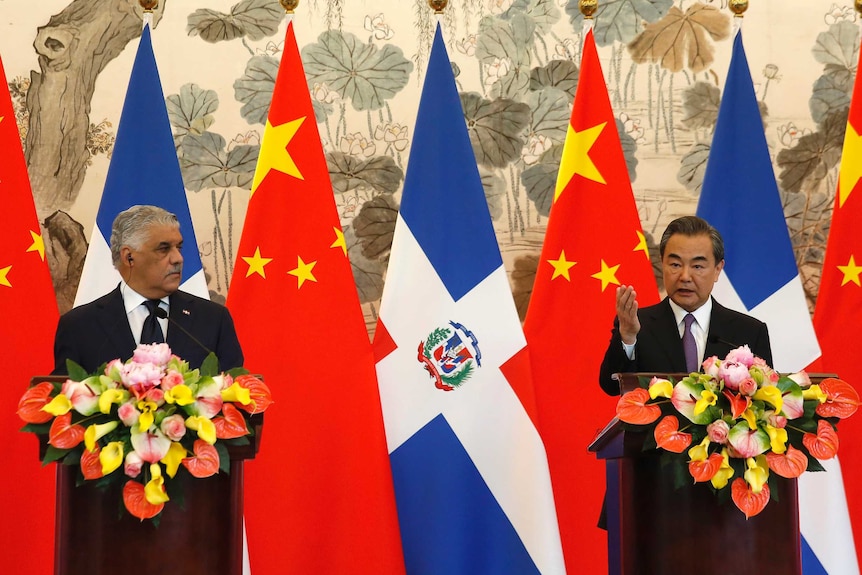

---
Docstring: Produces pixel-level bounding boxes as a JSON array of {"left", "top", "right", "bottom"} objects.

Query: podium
[
  {"left": 590, "top": 373, "right": 802, "bottom": 575},
  {"left": 34, "top": 377, "right": 263, "bottom": 575}
]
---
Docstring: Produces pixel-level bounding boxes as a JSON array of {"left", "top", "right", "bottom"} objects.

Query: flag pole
[
  {"left": 729, "top": 0, "right": 747, "bottom": 34},
  {"left": 139, "top": 0, "right": 157, "bottom": 29}
]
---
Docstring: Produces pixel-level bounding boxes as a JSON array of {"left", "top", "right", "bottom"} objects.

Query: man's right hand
[{"left": 616, "top": 285, "right": 640, "bottom": 345}]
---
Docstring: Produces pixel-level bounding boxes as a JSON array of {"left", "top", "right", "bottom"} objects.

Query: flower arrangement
[
  {"left": 17, "top": 343, "right": 272, "bottom": 521},
  {"left": 615, "top": 345, "right": 859, "bottom": 518}
]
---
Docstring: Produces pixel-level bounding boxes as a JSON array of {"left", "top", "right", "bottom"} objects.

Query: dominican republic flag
[
  {"left": 698, "top": 28, "right": 856, "bottom": 574},
  {"left": 373, "top": 23, "right": 566, "bottom": 575},
  {"left": 74, "top": 22, "right": 206, "bottom": 307}
]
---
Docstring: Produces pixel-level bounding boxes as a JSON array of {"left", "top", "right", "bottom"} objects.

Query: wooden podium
[
  {"left": 590, "top": 373, "right": 802, "bottom": 575},
  {"left": 35, "top": 378, "right": 262, "bottom": 575}
]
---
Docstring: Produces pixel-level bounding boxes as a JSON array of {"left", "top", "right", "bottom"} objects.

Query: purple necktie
[{"left": 683, "top": 313, "right": 698, "bottom": 373}]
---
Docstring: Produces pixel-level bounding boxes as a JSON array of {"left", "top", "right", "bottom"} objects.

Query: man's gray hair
[
  {"left": 659, "top": 215, "right": 724, "bottom": 263},
  {"left": 110, "top": 205, "right": 180, "bottom": 269}
]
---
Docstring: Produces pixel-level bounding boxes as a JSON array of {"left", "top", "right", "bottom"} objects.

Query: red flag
[
  {"left": 522, "top": 30, "right": 660, "bottom": 573},
  {"left": 0, "top": 53, "right": 60, "bottom": 573},
  {"left": 810, "top": 48, "right": 862, "bottom": 566},
  {"left": 225, "top": 21, "right": 405, "bottom": 574}
]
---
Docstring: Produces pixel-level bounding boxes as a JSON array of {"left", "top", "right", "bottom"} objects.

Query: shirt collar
[
  {"left": 120, "top": 281, "right": 168, "bottom": 314},
  {"left": 668, "top": 297, "right": 712, "bottom": 332}
]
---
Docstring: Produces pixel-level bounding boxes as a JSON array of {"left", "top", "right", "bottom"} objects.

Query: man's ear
[{"left": 714, "top": 258, "right": 725, "bottom": 280}]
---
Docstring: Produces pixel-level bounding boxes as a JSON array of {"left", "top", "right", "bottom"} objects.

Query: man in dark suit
[
  {"left": 599, "top": 215, "right": 772, "bottom": 395},
  {"left": 53, "top": 205, "right": 243, "bottom": 374}
]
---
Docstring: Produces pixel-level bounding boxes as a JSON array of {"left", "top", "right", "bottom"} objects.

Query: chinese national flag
[
  {"left": 0, "top": 53, "right": 60, "bottom": 574},
  {"left": 522, "top": 29, "right": 659, "bottom": 574},
  {"left": 225, "top": 20, "right": 405, "bottom": 575},
  {"left": 810, "top": 51, "right": 862, "bottom": 567}
]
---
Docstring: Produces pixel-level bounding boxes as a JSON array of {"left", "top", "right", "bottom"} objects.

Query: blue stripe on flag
[
  {"left": 696, "top": 31, "right": 796, "bottom": 309},
  {"left": 390, "top": 414, "right": 540, "bottom": 575},
  {"left": 94, "top": 24, "right": 203, "bottom": 282},
  {"left": 802, "top": 535, "right": 829, "bottom": 575},
  {"left": 398, "top": 27, "right": 501, "bottom": 302}
]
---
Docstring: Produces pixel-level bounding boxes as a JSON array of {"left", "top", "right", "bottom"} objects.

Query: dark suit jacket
[
  {"left": 599, "top": 297, "right": 773, "bottom": 395},
  {"left": 53, "top": 286, "right": 243, "bottom": 374}
]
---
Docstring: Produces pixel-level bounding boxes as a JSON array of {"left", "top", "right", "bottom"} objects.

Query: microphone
[
  {"left": 153, "top": 306, "right": 215, "bottom": 358},
  {"left": 708, "top": 334, "right": 741, "bottom": 349}
]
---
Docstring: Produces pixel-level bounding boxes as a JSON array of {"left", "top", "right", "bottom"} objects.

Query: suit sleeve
[
  {"left": 599, "top": 319, "right": 636, "bottom": 396},
  {"left": 752, "top": 321, "right": 773, "bottom": 368},
  {"left": 215, "top": 306, "right": 244, "bottom": 371},
  {"left": 52, "top": 315, "right": 76, "bottom": 375}
]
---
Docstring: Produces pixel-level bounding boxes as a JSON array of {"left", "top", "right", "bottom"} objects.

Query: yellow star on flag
[
  {"left": 27, "top": 230, "right": 46, "bottom": 261},
  {"left": 634, "top": 230, "right": 650, "bottom": 260},
  {"left": 838, "top": 254, "right": 862, "bottom": 287},
  {"left": 251, "top": 116, "right": 306, "bottom": 195},
  {"left": 331, "top": 227, "right": 347, "bottom": 256},
  {"left": 242, "top": 247, "right": 273, "bottom": 278},
  {"left": 591, "top": 259, "right": 620, "bottom": 292},
  {"left": 839, "top": 124, "right": 862, "bottom": 208},
  {"left": 288, "top": 256, "right": 317, "bottom": 288},
  {"left": 548, "top": 249, "right": 577, "bottom": 281},
  {"left": 554, "top": 121, "right": 607, "bottom": 202},
  {"left": 0, "top": 265, "right": 11, "bottom": 288}
]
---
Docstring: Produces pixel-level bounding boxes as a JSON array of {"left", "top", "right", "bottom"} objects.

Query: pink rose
[
  {"left": 144, "top": 388, "right": 165, "bottom": 405},
  {"left": 737, "top": 377, "right": 758, "bottom": 397},
  {"left": 132, "top": 343, "right": 172, "bottom": 367},
  {"left": 725, "top": 345, "right": 755, "bottom": 368},
  {"left": 702, "top": 356, "right": 721, "bottom": 378},
  {"left": 161, "top": 370, "right": 184, "bottom": 391},
  {"left": 160, "top": 414, "right": 187, "bottom": 441},
  {"left": 118, "top": 402, "right": 141, "bottom": 427},
  {"left": 718, "top": 361, "right": 750, "bottom": 391},
  {"left": 104, "top": 359, "right": 124, "bottom": 380},
  {"left": 124, "top": 451, "right": 144, "bottom": 478},
  {"left": 707, "top": 420, "right": 730, "bottom": 444}
]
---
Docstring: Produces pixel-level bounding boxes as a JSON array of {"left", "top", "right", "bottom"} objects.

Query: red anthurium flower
[
  {"left": 815, "top": 378, "right": 859, "bottom": 419},
  {"left": 723, "top": 389, "right": 751, "bottom": 420},
  {"left": 654, "top": 415, "right": 692, "bottom": 453},
  {"left": 731, "top": 477, "right": 771, "bottom": 519},
  {"left": 17, "top": 382, "right": 56, "bottom": 424},
  {"left": 234, "top": 375, "right": 273, "bottom": 415},
  {"left": 616, "top": 388, "right": 661, "bottom": 425},
  {"left": 80, "top": 445, "right": 104, "bottom": 480},
  {"left": 123, "top": 480, "right": 164, "bottom": 520},
  {"left": 48, "top": 412, "right": 85, "bottom": 449},
  {"left": 182, "top": 440, "right": 220, "bottom": 478},
  {"left": 803, "top": 420, "right": 839, "bottom": 460},
  {"left": 766, "top": 445, "right": 808, "bottom": 479},
  {"left": 689, "top": 452, "right": 724, "bottom": 482},
  {"left": 214, "top": 403, "right": 249, "bottom": 440}
]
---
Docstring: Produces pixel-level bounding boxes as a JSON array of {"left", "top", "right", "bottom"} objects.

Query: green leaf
[
  {"left": 43, "top": 446, "right": 71, "bottom": 466},
  {"left": 461, "top": 92, "right": 531, "bottom": 169},
  {"left": 344, "top": 226, "right": 386, "bottom": 304},
  {"left": 21, "top": 423, "right": 51, "bottom": 434},
  {"left": 234, "top": 55, "right": 279, "bottom": 126},
  {"left": 186, "top": 0, "right": 282, "bottom": 44},
  {"left": 65, "top": 359, "right": 89, "bottom": 382},
  {"left": 200, "top": 353, "right": 220, "bottom": 378},
  {"left": 566, "top": 0, "right": 674, "bottom": 47}
]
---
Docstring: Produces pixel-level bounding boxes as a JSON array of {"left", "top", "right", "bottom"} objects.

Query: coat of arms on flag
[{"left": 418, "top": 321, "right": 482, "bottom": 391}]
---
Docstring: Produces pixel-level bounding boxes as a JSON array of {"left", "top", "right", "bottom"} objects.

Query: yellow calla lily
[
  {"left": 741, "top": 408, "right": 758, "bottom": 430},
  {"left": 98, "top": 389, "right": 128, "bottom": 414},
  {"left": 186, "top": 415, "right": 217, "bottom": 445},
  {"left": 753, "top": 386, "right": 783, "bottom": 413},
  {"left": 222, "top": 382, "right": 252, "bottom": 405},
  {"left": 744, "top": 455, "right": 769, "bottom": 494},
  {"left": 42, "top": 394, "right": 72, "bottom": 416},
  {"left": 99, "top": 441, "right": 124, "bottom": 475},
  {"left": 144, "top": 463, "right": 170, "bottom": 505},
  {"left": 165, "top": 384, "right": 195, "bottom": 406},
  {"left": 162, "top": 442, "right": 187, "bottom": 479},
  {"left": 694, "top": 389, "right": 717, "bottom": 415},
  {"left": 766, "top": 424, "right": 788, "bottom": 454},
  {"left": 84, "top": 421, "right": 119, "bottom": 452},
  {"left": 688, "top": 437, "right": 711, "bottom": 462},
  {"left": 802, "top": 384, "right": 828, "bottom": 403},
  {"left": 711, "top": 448, "right": 735, "bottom": 489},
  {"left": 136, "top": 400, "right": 158, "bottom": 432}
]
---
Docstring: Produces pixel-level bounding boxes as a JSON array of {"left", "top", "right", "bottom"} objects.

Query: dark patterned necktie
[
  {"left": 683, "top": 313, "right": 698, "bottom": 373},
  {"left": 141, "top": 299, "right": 165, "bottom": 344}
]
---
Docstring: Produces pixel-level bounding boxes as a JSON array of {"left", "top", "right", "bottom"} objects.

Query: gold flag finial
[
  {"left": 856, "top": 0, "right": 862, "bottom": 17},
  {"left": 280, "top": 0, "right": 299, "bottom": 13},
  {"left": 138, "top": 0, "right": 158, "bottom": 11},
  {"left": 729, "top": 0, "right": 748, "bottom": 16},
  {"left": 579, "top": 0, "right": 598, "bottom": 19},
  {"left": 428, "top": 0, "right": 448, "bottom": 14}
]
